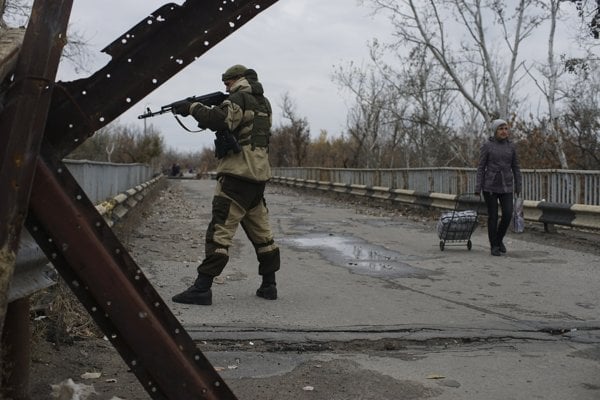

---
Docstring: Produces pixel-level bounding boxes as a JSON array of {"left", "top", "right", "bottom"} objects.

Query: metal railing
[
  {"left": 13, "top": 161, "right": 161, "bottom": 303},
  {"left": 272, "top": 167, "right": 600, "bottom": 206},
  {"left": 64, "top": 159, "right": 156, "bottom": 203}
]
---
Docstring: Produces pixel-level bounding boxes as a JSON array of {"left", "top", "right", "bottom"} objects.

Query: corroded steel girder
[
  {"left": 0, "top": 0, "right": 72, "bottom": 333},
  {"left": 8, "top": 0, "right": 279, "bottom": 398},
  {"left": 27, "top": 155, "right": 233, "bottom": 399}
]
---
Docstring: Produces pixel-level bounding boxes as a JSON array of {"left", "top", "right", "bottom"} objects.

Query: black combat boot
[
  {"left": 256, "top": 272, "right": 277, "bottom": 300},
  {"left": 172, "top": 273, "right": 213, "bottom": 305}
]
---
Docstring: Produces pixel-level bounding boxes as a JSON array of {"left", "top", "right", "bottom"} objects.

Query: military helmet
[{"left": 222, "top": 64, "right": 247, "bottom": 81}]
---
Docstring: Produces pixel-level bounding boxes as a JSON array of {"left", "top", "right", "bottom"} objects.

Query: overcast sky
[{"left": 56, "top": 1, "right": 392, "bottom": 153}]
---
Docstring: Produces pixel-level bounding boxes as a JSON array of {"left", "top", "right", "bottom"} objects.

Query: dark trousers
[{"left": 483, "top": 191, "right": 513, "bottom": 248}]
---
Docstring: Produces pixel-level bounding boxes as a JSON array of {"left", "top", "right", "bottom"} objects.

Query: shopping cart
[{"left": 436, "top": 193, "right": 481, "bottom": 251}]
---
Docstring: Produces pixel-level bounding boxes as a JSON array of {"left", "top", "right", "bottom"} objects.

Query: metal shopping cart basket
[{"left": 436, "top": 193, "right": 481, "bottom": 251}]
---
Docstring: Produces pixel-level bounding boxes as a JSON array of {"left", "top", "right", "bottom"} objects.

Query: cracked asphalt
[{"left": 71, "top": 177, "right": 600, "bottom": 399}]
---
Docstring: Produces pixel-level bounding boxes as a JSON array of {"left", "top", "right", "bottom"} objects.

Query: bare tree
[
  {"left": 525, "top": 0, "right": 570, "bottom": 168},
  {"left": 275, "top": 93, "right": 310, "bottom": 167},
  {"left": 362, "top": 0, "right": 545, "bottom": 126},
  {"left": 0, "top": 0, "right": 30, "bottom": 29},
  {"left": 332, "top": 60, "right": 390, "bottom": 168},
  {"left": 1, "top": 0, "right": 92, "bottom": 73}
]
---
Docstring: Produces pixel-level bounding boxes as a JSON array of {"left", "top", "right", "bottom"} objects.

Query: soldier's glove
[{"left": 172, "top": 100, "right": 192, "bottom": 117}]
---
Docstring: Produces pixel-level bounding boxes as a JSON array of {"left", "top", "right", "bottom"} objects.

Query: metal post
[{"left": 1, "top": 298, "right": 31, "bottom": 400}]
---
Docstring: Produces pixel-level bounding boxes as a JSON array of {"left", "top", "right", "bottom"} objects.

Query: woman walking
[{"left": 475, "top": 119, "right": 522, "bottom": 256}]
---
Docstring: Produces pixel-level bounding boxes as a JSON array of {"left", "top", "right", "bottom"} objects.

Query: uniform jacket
[
  {"left": 475, "top": 137, "right": 522, "bottom": 194},
  {"left": 190, "top": 72, "right": 272, "bottom": 183}
]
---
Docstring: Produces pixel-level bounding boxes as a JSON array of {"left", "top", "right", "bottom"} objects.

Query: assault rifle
[
  {"left": 137, "top": 91, "right": 228, "bottom": 119},
  {"left": 137, "top": 91, "right": 240, "bottom": 159}
]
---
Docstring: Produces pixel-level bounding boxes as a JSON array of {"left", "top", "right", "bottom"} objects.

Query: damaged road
[{"left": 32, "top": 178, "right": 600, "bottom": 399}]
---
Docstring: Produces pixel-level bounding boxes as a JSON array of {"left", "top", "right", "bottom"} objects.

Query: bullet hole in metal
[
  {"left": 51, "top": 253, "right": 57, "bottom": 259},
  {"left": 115, "top": 248, "right": 121, "bottom": 254},
  {"left": 156, "top": 16, "right": 165, "bottom": 22},
  {"left": 121, "top": 38, "right": 127, "bottom": 44},
  {"left": 176, "top": 59, "right": 183, "bottom": 64},
  {"left": 131, "top": 360, "right": 137, "bottom": 366},
  {"left": 57, "top": 168, "right": 62, "bottom": 173},
  {"left": 126, "top": 98, "right": 131, "bottom": 103},
  {"left": 48, "top": 238, "right": 53, "bottom": 243},
  {"left": 135, "top": 275, "right": 140, "bottom": 280},
  {"left": 111, "top": 333, "right": 117, "bottom": 339},
  {"left": 99, "top": 117, "right": 105, "bottom": 122},
  {"left": 204, "top": 41, "right": 210, "bottom": 46},
  {"left": 138, "top": 312, "right": 147, "bottom": 319},
  {"left": 152, "top": 78, "right": 158, "bottom": 84},
  {"left": 127, "top": 58, "right": 132, "bottom": 63},
  {"left": 96, "top": 221, "right": 101, "bottom": 227},
  {"left": 107, "top": 301, "right": 112, "bottom": 306},
  {"left": 91, "top": 307, "right": 97, "bottom": 312},
  {"left": 68, "top": 123, "right": 74, "bottom": 128},
  {"left": 154, "top": 302, "right": 160, "bottom": 307},
  {"left": 106, "top": 73, "right": 111, "bottom": 78},
  {"left": 214, "top": 381, "right": 221, "bottom": 387},
  {"left": 175, "top": 328, "right": 180, "bottom": 334},
  {"left": 76, "top": 194, "right": 82, "bottom": 200},
  {"left": 61, "top": 243, "right": 68, "bottom": 251},
  {"left": 72, "top": 280, "right": 79, "bottom": 287},
  {"left": 229, "top": 22, "right": 235, "bottom": 28},
  {"left": 82, "top": 90, "right": 87, "bottom": 95}
]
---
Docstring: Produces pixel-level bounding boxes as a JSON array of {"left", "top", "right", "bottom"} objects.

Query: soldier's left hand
[{"left": 172, "top": 101, "right": 191, "bottom": 117}]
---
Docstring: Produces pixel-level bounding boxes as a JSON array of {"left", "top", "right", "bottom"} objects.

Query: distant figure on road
[
  {"left": 170, "top": 163, "right": 181, "bottom": 177},
  {"left": 170, "top": 64, "right": 280, "bottom": 305},
  {"left": 475, "top": 119, "right": 522, "bottom": 256}
]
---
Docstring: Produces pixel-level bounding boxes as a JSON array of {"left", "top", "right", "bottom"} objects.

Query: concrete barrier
[{"left": 271, "top": 176, "right": 600, "bottom": 231}]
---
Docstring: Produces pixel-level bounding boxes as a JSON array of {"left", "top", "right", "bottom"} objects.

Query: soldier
[{"left": 171, "top": 64, "right": 280, "bottom": 305}]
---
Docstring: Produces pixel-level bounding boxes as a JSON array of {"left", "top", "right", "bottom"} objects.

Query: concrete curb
[
  {"left": 271, "top": 176, "right": 600, "bottom": 230},
  {"left": 95, "top": 175, "right": 164, "bottom": 227}
]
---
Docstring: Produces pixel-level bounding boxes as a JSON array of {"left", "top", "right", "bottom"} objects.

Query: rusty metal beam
[
  {"left": 0, "top": 0, "right": 72, "bottom": 338},
  {"left": 27, "top": 157, "right": 235, "bottom": 399},
  {"left": 0, "top": 298, "right": 30, "bottom": 400}
]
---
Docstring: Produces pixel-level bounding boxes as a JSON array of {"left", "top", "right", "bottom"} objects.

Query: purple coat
[{"left": 475, "top": 137, "right": 522, "bottom": 194}]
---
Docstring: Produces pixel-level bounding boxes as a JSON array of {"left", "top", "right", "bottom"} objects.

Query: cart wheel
[
  {"left": 467, "top": 240, "right": 472, "bottom": 250},
  {"left": 439, "top": 241, "right": 445, "bottom": 251}
]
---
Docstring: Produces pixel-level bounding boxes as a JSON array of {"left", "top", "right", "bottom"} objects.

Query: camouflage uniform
[{"left": 172, "top": 66, "right": 280, "bottom": 305}]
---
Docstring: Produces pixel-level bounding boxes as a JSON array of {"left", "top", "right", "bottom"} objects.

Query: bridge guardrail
[
  {"left": 271, "top": 176, "right": 600, "bottom": 231},
  {"left": 11, "top": 170, "right": 163, "bottom": 304},
  {"left": 272, "top": 167, "right": 600, "bottom": 206}
]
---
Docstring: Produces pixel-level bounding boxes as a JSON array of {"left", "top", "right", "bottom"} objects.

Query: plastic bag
[{"left": 512, "top": 197, "right": 524, "bottom": 233}]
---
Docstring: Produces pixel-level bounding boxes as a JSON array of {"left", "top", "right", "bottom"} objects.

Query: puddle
[{"left": 281, "top": 234, "right": 437, "bottom": 279}]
